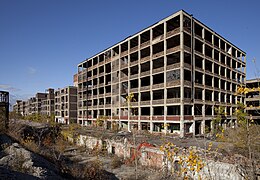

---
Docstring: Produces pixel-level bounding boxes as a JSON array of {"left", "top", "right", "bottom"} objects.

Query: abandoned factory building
[{"left": 77, "top": 10, "right": 246, "bottom": 137}]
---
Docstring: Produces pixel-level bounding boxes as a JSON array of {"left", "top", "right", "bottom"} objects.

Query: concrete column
[
  {"left": 180, "top": 12, "right": 185, "bottom": 137},
  {"left": 163, "top": 21, "right": 167, "bottom": 135}
]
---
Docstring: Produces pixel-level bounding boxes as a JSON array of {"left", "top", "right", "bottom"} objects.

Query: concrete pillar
[{"left": 180, "top": 12, "right": 185, "bottom": 137}]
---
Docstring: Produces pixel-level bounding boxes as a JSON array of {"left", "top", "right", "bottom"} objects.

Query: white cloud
[
  {"left": 28, "top": 67, "right": 37, "bottom": 74},
  {"left": 0, "top": 84, "right": 21, "bottom": 92}
]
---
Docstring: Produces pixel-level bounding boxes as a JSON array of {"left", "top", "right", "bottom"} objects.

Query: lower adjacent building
[
  {"left": 55, "top": 86, "right": 77, "bottom": 124},
  {"left": 13, "top": 88, "right": 55, "bottom": 117},
  {"left": 245, "top": 79, "right": 260, "bottom": 124}
]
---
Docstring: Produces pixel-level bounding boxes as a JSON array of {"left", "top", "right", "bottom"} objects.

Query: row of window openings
[{"left": 80, "top": 105, "right": 238, "bottom": 117}]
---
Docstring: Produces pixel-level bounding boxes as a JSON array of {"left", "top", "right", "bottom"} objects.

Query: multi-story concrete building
[
  {"left": 13, "top": 100, "right": 26, "bottom": 116},
  {"left": 245, "top": 79, "right": 260, "bottom": 124},
  {"left": 79, "top": 10, "right": 246, "bottom": 136},
  {"left": 55, "top": 86, "right": 77, "bottom": 124},
  {"left": 41, "top": 88, "right": 55, "bottom": 116},
  {"left": 14, "top": 88, "right": 55, "bottom": 117}
]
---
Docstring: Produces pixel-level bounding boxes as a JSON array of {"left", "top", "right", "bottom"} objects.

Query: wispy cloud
[
  {"left": 0, "top": 84, "right": 21, "bottom": 92},
  {"left": 28, "top": 67, "right": 37, "bottom": 74}
]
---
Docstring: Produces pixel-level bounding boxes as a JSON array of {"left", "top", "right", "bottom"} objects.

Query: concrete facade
[
  {"left": 245, "top": 79, "right": 260, "bottom": 124},
  {"left": 13, "top": 88, "right": 55, "bottom": 117},
  {"left": 55, "top": 86, "right": 77, "bottom": 124},
  {"left": 78, "top": 10, "right": 245, "bottom": 137}
]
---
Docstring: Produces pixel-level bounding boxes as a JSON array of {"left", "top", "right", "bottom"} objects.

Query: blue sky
[{"left": 0, "top": 0, "right": 260, "bottom": 101}]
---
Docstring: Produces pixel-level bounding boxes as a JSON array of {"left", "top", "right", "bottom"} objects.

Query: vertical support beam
[
  {"left": 163, "top": 21, "right": 167, "bottom": 134},
  {"left": 180, "top": 12, "right": 185, "bottom": 137}
]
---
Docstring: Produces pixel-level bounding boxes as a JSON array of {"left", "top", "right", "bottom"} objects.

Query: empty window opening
[
  {"left": 205, "top": 105, "right": 212, "bottom": 115},
  {"left": 99, "top": 76, "right": 104, "bottom": 84},
  {"left": 121, "top": 41, "right": 128, "bottom": 53},
  {"left": 184, "top": 33, "right": 191, "bottom": 48},
  {"left": 167, "top": 52, "right": 180, "bottom": 65},
  {"left": 167, "top": 35, "right": 180, "bottom": 49},
  {"left": 183, "top": 15, "right": 191, "bottom": 29},
  {"left": 141, "top": 30, "right": 150, "bottom": 44},
  {"left": 184, "top": 105, "right": 192, "bottom": 115},
  {"left": 220, "top": 40, "right": 225, "bottom": 51},
  {"left": 141, "top": 47, "right": 150, "bottom": 58},
  {"left": 99, "top": 66, "right": 104, "bottom": 74},
  {"left": 226, "top": 82, "right": 231, "bottom": 91},
  {"left": 141, "top": 92, "right": 151, "bottom": 101},
  {"left": 130, "top": 79, "right": 138, "bottom": 89},
  {"left": 205, "top": 60, "right": 212, "bottom": 72},
  {"left": 166, "top": 70, "right": 180, "bottom": 81},
  {"left": 99, "top": 98, "right": 104, "bottom": 105},
  {"left": 195, "top": 39, "right": 203, "bottom": 53},
  {"left": 204, "top": 30, "right": 212, "bottom": 43},
  {"left": 153, "top": 73, "right": 164, "bottom": 84},
  {"left": 220, "top": 67, "right": 225, "bottom": 76},
  {"left": 167, "top": 106, "right": 180, "bottom": 115},
  {"left": 194, "top": 104, "right": 202, "bottom": 115},
  {"left": 167, "top": 15, "right": 180, "bottom": 32},
  {"left": 141, "top": 107, "right": 150, "bottom": 115},
  {"left": 130, "top": 36, "right": 139, "bottom": 49},
  {"left": 205, "top": 45, "right": 212, "bottom": 58},
  {"left": 214, "top": 36, "right": 219, "bottom": 47},
  {"left": 214, "top": 78, "right": 219, "bottom": 88},
  {"left": 99, "top": 87, "right": 104, "bottom": 94},
  {"left": 141, "top": 61, "right": 150, "bottom": 73},
  {"left": 214, "top": 92, "right": 219, "bottom": 101},
  {"left": 87, "top": 71, "right": 92, "bottom": 78},
  {"left": 141, "top": 76, "right": 150, "bottom": 87},
  {"left": 130, "top": 65, "right": 138, "bottom": 75},
  {"left": 105, "top": 75, "right": 111, "bottom": 84},
  {"left": 104, "top": 50, "right": 111, "bottom": 60},
  {"left": 205, "top": 90, "right": 212, "bottom": 101},
  {"left": 93, "top": 110, "right": 98, "bottom": 118},
  {"left": 214, "top": 64, "right": 219, "bottom": 75},
  {"left": 205, "top": 75, "right": 212, "bottom": 86},
  {"left": 232, "top": 48, "right": 236, "bottom": 57},
  {"left": 214, "top": 50, "right": 219, "bottom": 61},
  {"left": 112, "top": 46, "right": 119, "bottom": 57},
  {"left": 152, "top": 24, "right": 164, "bottom": 39},
  {"left": 226, "top": 94, "right": 231, "bottom": 103},
  {"left": 121, "top": 68, "right": 128, "bottom": 77},
  {"left": 184, "top": 70, "right": 191, "bottom": 81},
  {"left": 221, "top": 93, "right": 225, "bottom": 102},
  {"left": 195, "top": 88, "right": 203, "bottom": 99},
  {"left": 167, "top": 87, "right": 180, "bottom": 98},
  {"left": 106, "top": 97, "right": 111, "bottom": 104},
  {"left": 93, "top": 78, "right": 98, "bottom": 86},
  {"left": 87, "top": 59, "right": 92, "bottom": 68},
  {"left": 130, "top": 52, "right": 139, "bottom": 62},
  {"left": 195, "top": 23, "right": 203, "bottom": 37},
  {"left": 153, "top": 90, "right": 164, "bottom": 100},
  {"left": 195, "top": 55, "right": 203, "bottom": 69},
  {"left": 184, "top": 52, "right": 191, "bottom": 65},
  {"left": 93, "top": 57, "right": 98, "bottom": 66},
  {"left": 221, "top": 80, "right": 225, "bottom": 90},
  {"left": 195, "top": 71, "right": 203, "bottom": 84},
  {"left": 105, "top": 63, "right": 111, "bottom": 73},
  {"left": 220, "top": 54, "right": 225, "bottom": 64},
  {"left": 105, "top": 109, "right": 111, "bottom": 116},
  {"left": 232, "top": 59, "right": 236, "bottom": 69},
  {"left": 184, "top": 87, "right": 191, "bottom": 98},
  {"left": 153, "top": 106, "right": 164, "bottom": 115},
  {"left": 153, "top": 57, "right": 164, "bottom": 69},
  {"left": 121, "top": 81, "right": 128, "bottom": 94},
  {"left": 93, "top": 68, "right": 98, "bottom": 76},
  {"left": 153, "top": 42, "right": 164, "bottom": 55},
  {"left": 93, "top": 99, "right": 98, "bottom": 105},
  {"left": 105, "top": 85, "right": 111, "bottom": 93}
]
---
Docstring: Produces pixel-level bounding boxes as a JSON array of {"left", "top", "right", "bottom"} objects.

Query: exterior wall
[
  {"left": 77, "top": 10, "right": 246, "bottom": 137},
  {"left": 76, "top": 133, "right": 244, "bottom": 179},
  {"left": 55, "top": 86, "right": 78, "bottom": 124},
  {"left": 245, "top": 79, "right": 260, "bottom": 124}
]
